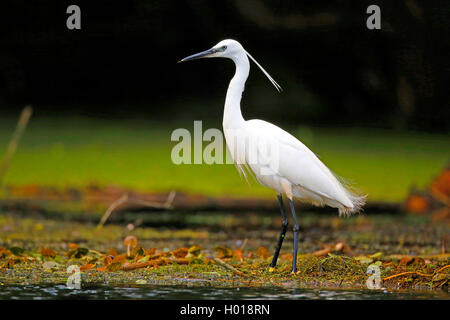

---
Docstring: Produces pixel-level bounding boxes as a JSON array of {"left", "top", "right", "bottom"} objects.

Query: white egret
[{"left": 179, "top": 39, "right": 366, "bottom": 273}]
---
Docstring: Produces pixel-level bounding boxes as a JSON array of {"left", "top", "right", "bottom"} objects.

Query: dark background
[{"left": 0, "top": 0, "right": 449, "bottom": 131}]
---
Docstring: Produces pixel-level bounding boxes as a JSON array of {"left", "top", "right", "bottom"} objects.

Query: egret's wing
[{"left": 245, "top": 120, "right": 361, "bottom": 209}]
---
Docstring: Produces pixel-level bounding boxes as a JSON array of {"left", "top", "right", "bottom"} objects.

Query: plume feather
[{"left": 245, "top": 50, "right": 282, "bottom": 92}]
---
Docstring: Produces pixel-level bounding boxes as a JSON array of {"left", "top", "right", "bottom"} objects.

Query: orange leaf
[
  {"left": 215, "top": 246, "right": 233, "bottom": 259},
  {"left": 111, "top": 254, "right": 127, "bottom": 264},
  {"left": 108, "top": 247, "right": 119, "bottom": 257},
  {"left": 431, "top": 168, "right": 450, "bottom": 197},
  {"left": 40, "top": 247, "right": 56, "bottom": 258},
  {"left": 104, "top": 255, "right": 114, "bottom": 266},
  {"left": 256, "top": 246, "right": 270, "bottom": 259},
  {"left": 68, "top": 243, "right": 79, "bottom": 250},
  {"left": 0, "top": 248, "right": 11, "bottom": 259},
  {"left": 106, "top": 262, "right": 123, "bottom": 271},
  {"left": 233, "top": 249, "right": 243, "bottom": 261},
  {"left": 1, "top": 258, "right": 15, "bottom": 269},
  {"left": 80, "top": 263, "right": 95, "bottom": 271},
  {"left": 405, "top": 195, "right": 429, "bottom": 214},
  {"left": 172, "top": 248, "right": 188, "bottom": 258},
  {"left": 280, "top": 253, "right": 293, "bottom": 261}
]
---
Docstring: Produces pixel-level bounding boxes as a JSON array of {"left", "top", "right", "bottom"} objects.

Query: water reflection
[{"left": 1, "top": 284, "right": 447, "bottom": 300}]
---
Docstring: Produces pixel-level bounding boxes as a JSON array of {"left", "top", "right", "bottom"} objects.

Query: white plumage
[
  {"left": 228, "top": 119, "right": 365, "bottom": 216},
  {"left": 180, "top": 39, "right": 366, "bottom": 272}
]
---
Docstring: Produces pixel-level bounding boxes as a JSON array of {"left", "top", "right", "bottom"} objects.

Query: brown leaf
[
  {"left": 215, "top": 246, "right": 233, "bottom": 259},
  {"left": 280, "top": 253, "right": 293, "bottom": 261},
  {"left": 405, "top": 195, "right": 430, "bottom": 214},
  {"left": 104, "top": 255, "right": 114, "bottom": 266},
  {"left": 431, "top": 168, "right": 450, "bottom": 198},
  {"left": 106, "top": 262, "right": 123, "bottom": 271},
  {"left": 40, "top": 247, "right": 56, "bottom": 258},
  {"left": 1, "top": 258, "right": 15, "bottom": 269},
  {"left": 172, "top": 248, "right": 188, "bottom": 258},
  {"left": 400, "top": 257, "right": 424, "bottom": 266},
  {"left": 68, "top": 243, "right": 79, "bottom": 250},
  {"left": 233, "top": 249, "right": 243, "bottom": 261},
  {"left": 108, "top": 247, "right": 119, "bottom": 257},
  {"left": 80, "top": 263, "right": 96, "bottom": 271},
  {"left": 111, "top": 254, "right": 127, "bottom": 264},
  {"left": 187, "top": 245, "right": 202, "bottom": 258},
  {"left": 130, "top": 246, "right": 145, "bottom": 258},
  {"left": 0, "top": 248, "right": 11, "bottom": 259},
  {"left": 256, "top": 246, "right": 270, "bottom": 259}
]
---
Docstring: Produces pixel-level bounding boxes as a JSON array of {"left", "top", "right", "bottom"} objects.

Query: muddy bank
[{"left": 1, "top": 185, "right": 401, "bottom": 220}]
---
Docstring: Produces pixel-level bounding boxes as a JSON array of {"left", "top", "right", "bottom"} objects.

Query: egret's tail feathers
[
  {"left": 338, "top": 190, "right": 367, "bottom": 217},
  {"left": 329, "top": 172, "right": 367, "bottom": 216}
]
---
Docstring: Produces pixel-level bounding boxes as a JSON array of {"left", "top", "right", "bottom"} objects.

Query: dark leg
[
  {"left": 270, "top": 194, "right": 288, "bottom": 268},
  {"left": 288, "top": 198, "right": 299, "bottom": 273}
]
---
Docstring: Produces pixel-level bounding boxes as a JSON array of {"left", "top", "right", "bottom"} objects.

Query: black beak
[{"left": 178, "top": 48, "right": 216, "bottom": 63}]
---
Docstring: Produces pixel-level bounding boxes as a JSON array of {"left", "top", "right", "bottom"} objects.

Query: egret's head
[
  {"left": 178, "top": 39, "right": 282, "bottom": 92},
  {"left": 178, "top": 39, "right": 243, "bottom": 62}
]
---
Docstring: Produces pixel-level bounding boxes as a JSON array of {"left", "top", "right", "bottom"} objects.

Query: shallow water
[{"left": 1, "top": 284, "right": 448, "bottom": 300}]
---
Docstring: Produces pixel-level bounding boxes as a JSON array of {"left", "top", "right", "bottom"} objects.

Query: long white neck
[{"left": 223, "top": 51, "right": 249, "bottom": 129}]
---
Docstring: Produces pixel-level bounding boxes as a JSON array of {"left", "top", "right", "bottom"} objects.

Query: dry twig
[
  {"left": 97, "top": 190, "right": 176, "bottom": 228},
  {"left": 0, "top": 106, "right": 33, "bottom": 187},
  {"left": 383, "top": 264, "right": 450, "bottom": 282},
  {"left": 214, "top": 257, "right": 247, "bottom": 277}
]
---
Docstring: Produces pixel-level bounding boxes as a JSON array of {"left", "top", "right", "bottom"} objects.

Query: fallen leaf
[
  {"left": 111, "top": 254, "right": 127, "bottom": 264},
  {"left": 215, "top": 246, "right": 233, "bottom": 259},
  {"left": 186, "top": 245, "right": 202, "bottom": 258},
  {"left": 233, "top": 249, "right": 243, "bottom": 261},
  {"left": 172, "top": 248, "right": 188, "bottom": 258},
  {"left": 0, "top": 248, "right": 11, "bottom": 258},
  {"left": 80, "top": 264, "right": 96, "bottom": 271},
  {"left": 280, "top": 253, "right": 293, "bottom": 261},
  {"left": 106, "top": 262, "right": 123, "bottom": 271},
  {"left": 355, "top": 256, "right": 373, "bottom": 264},
  {"left": 66, "top": 247, "right": 89, "bottom": 259},
  {"left": 10, "top": 247, "right": 24, "bottom": 256},
  {"left": 108, "top": 248, "right": 119, "bottom": 257},
  {"left": 137, "top": 255, "right": 150, "bottom": 263},
  {"left": 1, "top": 259, "right": 15, "bottom": 268},
  {"left": 131, "top": 246, "right": 144, "bottom": 258},
  {"left": 103, "top": 255, "right": 114, "bottom": 266},
  {"left": 256, "top": 246, "right": 270, "bottom": 259},
  {"left": 405, "top": 195, "right": 430, "bottom": 214},
  {"left": 40, "top": 247, "right": 56, "bottom": 258},
  {"left": 370, "top": 252, "right": 383, "bottom": 259},
  {"left": 68, "top": 243, "right": 79, "bottom": 250}
]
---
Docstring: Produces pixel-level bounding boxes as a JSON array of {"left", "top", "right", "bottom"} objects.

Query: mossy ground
[{"left": 0, "top": 213, "right": 448, "bottom": 293}]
